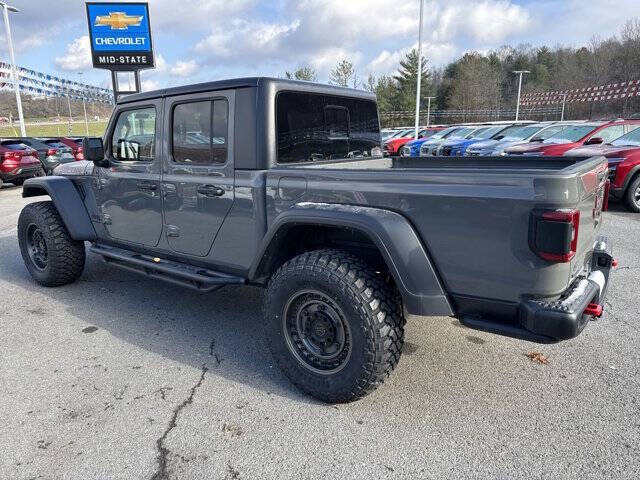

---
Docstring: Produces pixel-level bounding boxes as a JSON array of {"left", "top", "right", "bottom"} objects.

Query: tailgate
[{"left": 570, "top": 157, "right": 608, "bottom": 280}]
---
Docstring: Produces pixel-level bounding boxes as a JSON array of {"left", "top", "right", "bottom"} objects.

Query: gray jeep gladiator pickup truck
[{"left": 17, "top": 78, "right": 614, "bottom": 402}]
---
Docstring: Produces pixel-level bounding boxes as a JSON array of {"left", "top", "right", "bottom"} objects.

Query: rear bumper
[
  {"left": 0, "top": 165, "right": 41, "bottom": 181},
  {"left": 460, "top": 236, "right": 613, "bottom": 343}
]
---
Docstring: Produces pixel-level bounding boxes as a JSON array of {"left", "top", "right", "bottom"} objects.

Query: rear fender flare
[
  {"left": 22, "top": 176, "right": 97, "bottom": 241},
  {"left": 250, "top": 202, "right": 453, "bottom": 317}
]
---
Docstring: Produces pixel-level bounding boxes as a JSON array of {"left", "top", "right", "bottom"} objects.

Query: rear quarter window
[{"left": 276, "top": 91, "right": 380, "bottom": 163}]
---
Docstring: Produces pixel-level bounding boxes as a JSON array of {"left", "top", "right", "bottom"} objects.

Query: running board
[{"left": 89, "top": 244, "right": 246, "bottom": 292}]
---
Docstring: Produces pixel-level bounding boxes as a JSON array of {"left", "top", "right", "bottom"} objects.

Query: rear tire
[
  {"left": 18, "top": 201, "right": 86, "bottom": 286},
  {"left": 624, "top": 174, "right": 640, "bottom": 213},
  {"left": 264, "top": 249, "right": 405, "bottom": 403},
  {"left": 11, "top": 179, "right": 24, "bottom": 186}
]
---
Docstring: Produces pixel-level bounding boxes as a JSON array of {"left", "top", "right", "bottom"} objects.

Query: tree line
[{"left": 286, "top": 17, "right": 640, "bottom": 126}]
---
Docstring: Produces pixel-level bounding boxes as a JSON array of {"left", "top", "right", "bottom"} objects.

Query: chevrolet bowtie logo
[{"left": 94, "top": 12, "right": 143, "bottom": 30}]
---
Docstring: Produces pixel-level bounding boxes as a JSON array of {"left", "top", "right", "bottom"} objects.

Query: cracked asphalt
[{"left": 1, "top": 184, "right": 639, "bottom": 480}]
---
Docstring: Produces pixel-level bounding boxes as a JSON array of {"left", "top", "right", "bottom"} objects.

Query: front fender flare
[
  {"left": 250, "top": 203, "right": 453, "bottom": 317},
  {"left": 22, "top": 176, "right": 97, "bottom": 241}
]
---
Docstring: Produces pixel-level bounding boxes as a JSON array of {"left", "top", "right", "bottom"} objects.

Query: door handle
[
  {"left": 136, "top": 181, "right": 157, "bottom": 191},
  {"left": 197, "top": 184, "right": 225, "bottom": 197}
]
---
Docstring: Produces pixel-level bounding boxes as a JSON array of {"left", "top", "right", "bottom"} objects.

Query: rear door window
[
  {"left": 276, "top": 91, "right": 380, "bottom": 163},
  {"left": 172, "top": 99, "right": 229, "bottom": 164}
]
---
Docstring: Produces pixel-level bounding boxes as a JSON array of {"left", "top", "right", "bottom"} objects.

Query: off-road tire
[
  {"left": 264, "top": 249, "right": 405, "bottom": 403},
  {"left": 624, "top": 174, "right": 640, "bottom": 213},
  {"left": 18, "top": 201, "right": 85, "bottom": 286}
]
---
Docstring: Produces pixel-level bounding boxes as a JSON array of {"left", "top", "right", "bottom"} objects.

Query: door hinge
[{"left": 166, "top": 225, "right": 180, "bottom": 237}]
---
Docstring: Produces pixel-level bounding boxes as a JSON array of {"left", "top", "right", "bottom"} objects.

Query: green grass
[{"left": 0, "top": 121, "right": 107, "bottom": 138}]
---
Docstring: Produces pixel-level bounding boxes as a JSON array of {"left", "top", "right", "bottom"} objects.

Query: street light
[
  {"left": 414, "top": 0, "right": 424, "bottom": 139},
  {"left": 513, "top": 70, "right": 530, "bottom": 121},
  {"left": 425, "top": 96, "right": 435, "bottom": 127},
  {"left": 1, "top": 1, "right": 26, "bottom": 136}
]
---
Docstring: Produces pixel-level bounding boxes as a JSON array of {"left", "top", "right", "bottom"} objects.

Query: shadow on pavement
[{"left": 0, "top": 234, "right": 318, "bottom": 405}]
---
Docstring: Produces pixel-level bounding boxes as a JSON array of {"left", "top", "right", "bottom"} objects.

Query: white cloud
[
  {"left": 141, "top": 79, "right": 160, "bottom": 92},
  {"left": 54, "top": 36, "right": 92, "bottom": 71},
  {"left": 195, "top": 19, "right": 300, "bottom": 60},
  {"left": 170, "top": 60, "right": 198, "bottom": 77}
]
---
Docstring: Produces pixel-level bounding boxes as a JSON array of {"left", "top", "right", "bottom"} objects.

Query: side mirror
[
  {"left": 530, "top": 137, "right": 543, "bottom": 142},
  {"left": 585, "top": 137, "right": 604, "bottom": 145},
  {"left": 82, "top": 137, "right": 108, "bottom": 167}
]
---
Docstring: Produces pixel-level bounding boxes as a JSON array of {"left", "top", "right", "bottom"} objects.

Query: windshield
[
  {"left": 611, "top": 127, "right": 640, "bottom": 147},
  {"left": 498, "top": 125, "right": 540, "bottom": 140},
  {"left": 475, "top": 126, "right": 504, "bottom": 139},
  {"left": 419, "top": 129, "right": 439, "bottom": 139},
  {"left": 543, "top": 125, "right": 597, "bottom": 144},
  {"left": 449, "top": 127, "right": 475, "bottom": 139},
  {"left": 431, "top": 126, "right": 460, "bottom": 139}
]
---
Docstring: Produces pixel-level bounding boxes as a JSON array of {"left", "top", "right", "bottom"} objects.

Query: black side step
[{"left": 90, "top": 244, "right": 245, "bottom": 292}]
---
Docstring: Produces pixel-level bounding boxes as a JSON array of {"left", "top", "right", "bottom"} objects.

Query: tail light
[
  {"left": 1, "top": 151, "right": 23, "bottom": 161},
  {"left": 530, "top": 209, "right": 580, "bottom": 262},
  {"left": 47, "top": 148, "right": 58, "bottom": 156}
]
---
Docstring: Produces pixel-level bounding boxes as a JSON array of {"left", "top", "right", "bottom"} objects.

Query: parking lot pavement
[{"left": 0, "top": 184, "right": 638, "bottom": 480}]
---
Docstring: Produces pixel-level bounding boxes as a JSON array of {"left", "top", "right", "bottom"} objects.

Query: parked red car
[
  {"left": 505, "top": 120, "right": 640, "bottom": 156},
  {"left": 0, "top": 141, "right": 43, "bottom": 186},
  {"left": 564, "top": 125, "right": 640, "bottom": 212},
  {"left": 42, "top": 137, "right": 85, "bottom": 160},
  {"left": 383, "top": 127, "right": 444, "bottom": 156}
]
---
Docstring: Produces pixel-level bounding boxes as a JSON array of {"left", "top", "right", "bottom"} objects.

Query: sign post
[{"left": 85, "top": 2, "right": 154, "bottom": 98}]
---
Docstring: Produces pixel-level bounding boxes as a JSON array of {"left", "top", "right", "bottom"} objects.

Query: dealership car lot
[{"left": 0, "top": 185, "right": 638, "bottom": 480}]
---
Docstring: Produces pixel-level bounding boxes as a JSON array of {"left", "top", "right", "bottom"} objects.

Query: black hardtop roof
[{"left": 118, "top": 76, "right": 376, "bottom": 104}]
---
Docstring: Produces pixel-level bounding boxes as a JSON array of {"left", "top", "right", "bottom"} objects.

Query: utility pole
[
  {"left": 561, "top": 93, "right": 567, "bottom": 121},
  {"left": 425, "top": 96, "right": 435, "bottom": 127},
  {"left": 513, "top": 70, "right": 530, "bottom": 121},
  {"left": 1, "top": 2, "right": 26, "bottom": 136},
  {"left": 78, "top": 72, "right": 90, "bottom": 135},
  {"left": 67, "top": 95, "right": 73, "bottom": 135},
  {"left": 414, "top": 0, "right": 424, "bottom": 139}
]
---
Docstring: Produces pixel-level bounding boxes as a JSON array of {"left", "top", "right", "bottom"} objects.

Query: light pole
[
  {"left": 513, "top": 70, "right": 530, "bottom": 121},
  {"left": 1, "top": 1, "right": 26, "bottom": 136},
  {"left": 560, "top": 93, "right": 567, "bottom": 121},
  {"left": 425, "top": 96, "right": 435, "bottom": 127},
  {"left": 414, "top": 0, "right": 424, "bottom": 139}
]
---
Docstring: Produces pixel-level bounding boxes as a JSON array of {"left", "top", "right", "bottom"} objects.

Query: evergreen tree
[{"left": 393, "top": 49, "right": 432, "bottom": 111}]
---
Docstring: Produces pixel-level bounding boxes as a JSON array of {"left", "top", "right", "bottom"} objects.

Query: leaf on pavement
[{"left": 526, "top": 351, "right": 550, "bottom": 365}]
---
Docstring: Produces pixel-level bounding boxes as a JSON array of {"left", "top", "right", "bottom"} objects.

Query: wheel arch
[
  {"left": 22, "top": 176, "right": 96, "bottom": 241},
  {"left": 249, "top": 203, "right": 453, "bottom": 317}
]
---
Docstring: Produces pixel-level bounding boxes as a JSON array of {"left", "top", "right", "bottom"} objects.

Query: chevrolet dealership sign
[{"left": 86, "top": 2, "right": 154, "bottom": 70}]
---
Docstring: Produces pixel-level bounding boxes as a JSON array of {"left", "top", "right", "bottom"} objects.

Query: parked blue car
[
  {"left": 436, "top": 124, "right": 516, "bottom": 156},
  {"left": 401, "top": 126, "right": 463, "bottom": 156}
]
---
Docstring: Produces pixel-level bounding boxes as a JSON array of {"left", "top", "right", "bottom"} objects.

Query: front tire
[
  {"left": 264, "top": 249, "right": 405, "bottom": 403},
  {"left": 18, "top": 201, "right": 86, "bottom": 286},
  {"left": 624, "top": 174, "right": 640, "bottom": 213}
]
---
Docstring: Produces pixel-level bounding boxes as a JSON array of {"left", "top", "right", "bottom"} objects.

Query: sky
[{"left": 0, "top": 0, "right": 639, "bottom": 92}]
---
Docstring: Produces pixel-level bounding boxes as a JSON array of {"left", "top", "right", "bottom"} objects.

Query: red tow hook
[
  {"left": 584, "top": 303, "right": 603, "bottom": 317},
  {"left": 612, "top": 259, "right": 618, "bottom": 267}
]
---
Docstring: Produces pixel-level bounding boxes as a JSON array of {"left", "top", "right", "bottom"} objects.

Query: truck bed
[{"left": 270, "top": 154, "right": 608, "bottom": 319}]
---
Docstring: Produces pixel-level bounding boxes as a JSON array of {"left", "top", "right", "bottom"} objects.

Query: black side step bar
[{"left": 90, "top": 244, "right": 245, "bottom": 292}]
